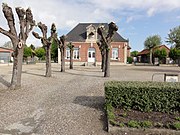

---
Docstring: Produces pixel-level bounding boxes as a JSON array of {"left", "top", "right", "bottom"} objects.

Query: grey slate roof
[{"left": 66, "top": 23, "right": 128, "bottom": 42}]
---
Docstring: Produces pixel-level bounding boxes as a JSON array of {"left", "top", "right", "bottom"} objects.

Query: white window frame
[
  {"left": 112, "top": 48, "right": 118, "bottom": 60},
  {"left": 73, "top": 48, "right": 79, "bottom": 60},
  {"left": 66, "top": 48, "right": 70, "bottom": 59}
]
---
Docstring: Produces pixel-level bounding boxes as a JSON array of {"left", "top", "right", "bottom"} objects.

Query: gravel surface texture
[{"left": 0, "top": 63, "right": 179, "bottom": 135}]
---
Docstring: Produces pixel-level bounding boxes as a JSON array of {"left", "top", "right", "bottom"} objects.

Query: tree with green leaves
[
  {"left": 167, "top": 26, "right": 180, "bottom": 49},
  {"left": 0, "top": 3, "right": 35, "bottom": 89},
  {"left": 169, "top": 48, "right": 180, "bottom": 65},
  {"left": 67, "top": 42, "right": 74, "bottom": 69},
  {"left": 153, "top": 48, "right": 167, "bottom": 64},
  {"left": 35, "top": 47, "right": 45, "bottom": 60},
  {"left": 144, "top": 35, "right": 161, "bottom": 64},
  {"left": 166, "top": 26, "right": 180, "bottom": 66},
  {"left": 131, "top": 51, "right": 139, "bottom": 57},
  {"left": 23, "top": 46, "right": 32, "bottom": 60}
]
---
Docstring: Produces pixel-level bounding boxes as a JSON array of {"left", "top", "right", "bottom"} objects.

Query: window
[
  {"left": 66, "top": 48, "right": 70, "bottom": 59},
  {"left": 66, "top": 47, "right": 80, "bottom": 60},
  {"left": 112, "top": 48, "right": 118, "bottom": 60},
  {"left": 73, "top": 48, "right": 79, "bottom": 59}
]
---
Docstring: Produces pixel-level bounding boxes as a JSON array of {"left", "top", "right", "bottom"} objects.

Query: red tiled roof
[
  {"left": 0, "top": 47, "right": 13, "bottom": 52},
  {"left": 138, "top": 45, "right": 170, "bottom": 55}
]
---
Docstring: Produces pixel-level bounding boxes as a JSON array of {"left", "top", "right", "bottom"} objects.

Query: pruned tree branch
[
  {"left": 0, "top": 27, "right": 14, "bottom": 38},
  {"left": 25, "top": 20, "right": 35, "bottom": 39},
  {"left": 60, "top": 35, "right": 66, "bottom": 46},
  {"left": 2, "top": 4, "right": 17, "bottom": 38},
  {"left": 38, "top": 22, "right": 47, "bottom": 38},
  {"left": 16, "top": 7, "right": 26, "bottom": 40},
  {"left": 32, "top": 31, "right": 42, "bottom": 39}
]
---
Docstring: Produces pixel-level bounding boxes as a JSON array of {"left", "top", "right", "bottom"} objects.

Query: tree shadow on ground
[
  {"left": 65, "top": 71, "right": 103, "bottom": 78},
  {"left": 73, "top": 96, "right": 108, "bottom": 131},
  {"left": 22, "top": 71, "right": 45, "bottom": 77},
  {"left": 0, "top": 75, "right": 10, "bottom": 87},
  {"left": 130, "top": 68, "right": 180, "bottom": 73}
]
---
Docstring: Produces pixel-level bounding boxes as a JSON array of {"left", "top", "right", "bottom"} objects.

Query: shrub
[
  {"left": 172, "top": 122, "right": 180, "bottom": 130},
  {"left": 140, "top": 120, "right": 153, "bottom": 128},
  {"left": 128, "top": 120, "right": 140, "bottom": 128},
  {"left": 105, "top": 81, "right": 180, "bottom": 113},
  {"left": 127, "top": 57, "right": 133, "bottom": 64},
  {"left": 118, "top": 123, "right": 125, "bottom": 127},
  {"left": 175, "top": 117, "right": 180, "bottom": 121}
]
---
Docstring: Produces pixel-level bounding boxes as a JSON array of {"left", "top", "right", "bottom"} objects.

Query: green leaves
[
  {"left": 105, "top": 81, "right": 180, "bottom": 113},
  {"left": 167, "top": 26, "right": 180, "bottom": 49},
  {"left": 144, "top": 35, "right": 162, "bottom": 49}
]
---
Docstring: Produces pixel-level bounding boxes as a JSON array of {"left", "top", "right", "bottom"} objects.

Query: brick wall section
[{"left": 65, "top": 42, "right": 127, "bottom": 63}]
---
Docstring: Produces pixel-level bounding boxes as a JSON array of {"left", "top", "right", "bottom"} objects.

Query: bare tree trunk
[
  {"left": 59, "top": 35, "right": 66, "bottom": 72},
  {"left": 101, "top": 50, "right": 106, "bottom": 72},
  {"left": 45, "top": 46, "right": 51, "bottom": 77},
  {"left": 70, "top": 49, "right": 73, "bottom": 69},
  {"left": 150, "top": 48, "right": 153, "bottom": 64},
  {"left": 104, "top": 49, "right": 110, "bottom": 77},
  {"left": 61, "top": 48, "right": 65, "bottom": 72}
]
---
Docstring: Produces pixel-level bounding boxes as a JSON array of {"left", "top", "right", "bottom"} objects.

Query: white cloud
[
  {"left": 147, "top": 8, "right": 156, "bottom": 17},
  {"left": 0, "top": 0, "right": 180, "bottom": 46}
]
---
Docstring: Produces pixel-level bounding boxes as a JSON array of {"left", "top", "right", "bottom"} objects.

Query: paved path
[{"left": 0, "top": 64, "right": 179, "bottom": 135}]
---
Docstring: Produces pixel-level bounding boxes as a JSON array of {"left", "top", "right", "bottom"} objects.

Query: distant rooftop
[{"left": 66, "top": 23, "right": 128, "bottom": 42}]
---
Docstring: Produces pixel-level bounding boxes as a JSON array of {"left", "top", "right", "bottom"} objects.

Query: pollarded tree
[
  {"left": 67, "top": 42, "right": 74, "bottom": 69},
  {"left": 0, "top": 3, "right": 35, "bottom": 89},
  {"left": 59, "top": 35, "right": 66, "bottom": 72},
  {"left": 144, "top": 35, "right": 161, "bottom": 64},
  {"left": 97, "top": 22, "right": 118, "bottom": 77},
  {"left": 97, "top": 39, "right": 106, "bottom": 72},
  {"left": 32, "top": 23, "right": 57, "bottom": 77}
]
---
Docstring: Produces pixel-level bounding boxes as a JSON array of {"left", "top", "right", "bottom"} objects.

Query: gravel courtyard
[{"left": 0, "top": 64, "right": 179, "bottom": 135}]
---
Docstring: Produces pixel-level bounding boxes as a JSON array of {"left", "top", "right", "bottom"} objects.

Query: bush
[
  {"left": 105, "top": 81, "right": 180, "bottom": 113},
  {"left": 128, "top": 120, "right": 141, "bottom": 128},
  {"left": 172, "top": 122, "right": 180, "bottom": 130},
  {"left": 140, "top": 120, "right": 153, "bottom": 128},
  {"left": 127, "top": 57, "right": 133, "bottom": 64}
]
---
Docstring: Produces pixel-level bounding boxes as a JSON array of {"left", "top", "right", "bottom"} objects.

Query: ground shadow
[
  {"left": 65, "top": 71, "right": 103, "bottom": 78},
  {"left": 73, "top": 96, "right": 108, "bottom": 131},
  {"left": 73, "top": 68, "right": 102, "bottom": 73},
  {"left": 22, "top": 71, "right": 45, "bottom": 77},
  {"left": 130, "top": 68, "right": 180, "bottom": 73},
  {"left": 0, "top": 75, "right": 11, "bottom": 87}
]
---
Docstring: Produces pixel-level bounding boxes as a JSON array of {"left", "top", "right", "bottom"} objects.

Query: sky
[{"left": 0, "top": 0, "right": 180, "bottom": 51}]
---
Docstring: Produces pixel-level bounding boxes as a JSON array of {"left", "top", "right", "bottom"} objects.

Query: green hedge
[{"left": 105, "top": 81, "right": 180, "bottom": 113}]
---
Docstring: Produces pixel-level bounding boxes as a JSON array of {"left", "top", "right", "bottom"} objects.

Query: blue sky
[{"left": 0, "top": 0, "right": 180, "bottom": 51}]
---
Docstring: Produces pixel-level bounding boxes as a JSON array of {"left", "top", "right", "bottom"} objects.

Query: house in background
[
  {"left": 58, "top": 23, "right": 131, "bottom": 66},
  {"left": 0, "top": 47, "right": 13, "bottom": 63},
  {"left": 138, "top": 45, "right": 170, "bottom": 64}
]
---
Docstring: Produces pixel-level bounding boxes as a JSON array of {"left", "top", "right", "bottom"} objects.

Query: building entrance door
[{"left": 88, "top": 48, "right": 95, "bottom": 62}]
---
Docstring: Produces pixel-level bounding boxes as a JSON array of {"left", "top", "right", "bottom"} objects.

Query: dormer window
[
  {"left": 86, "top": 24, "right": 97, "bottom": 42},
  {"left": 88, "top": 32, "right": 95, "bottom": 40}
]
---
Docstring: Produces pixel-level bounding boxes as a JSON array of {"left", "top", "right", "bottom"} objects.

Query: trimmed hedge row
[{"left": 105, "top": 81, "right": 180, "bottom": 113}]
